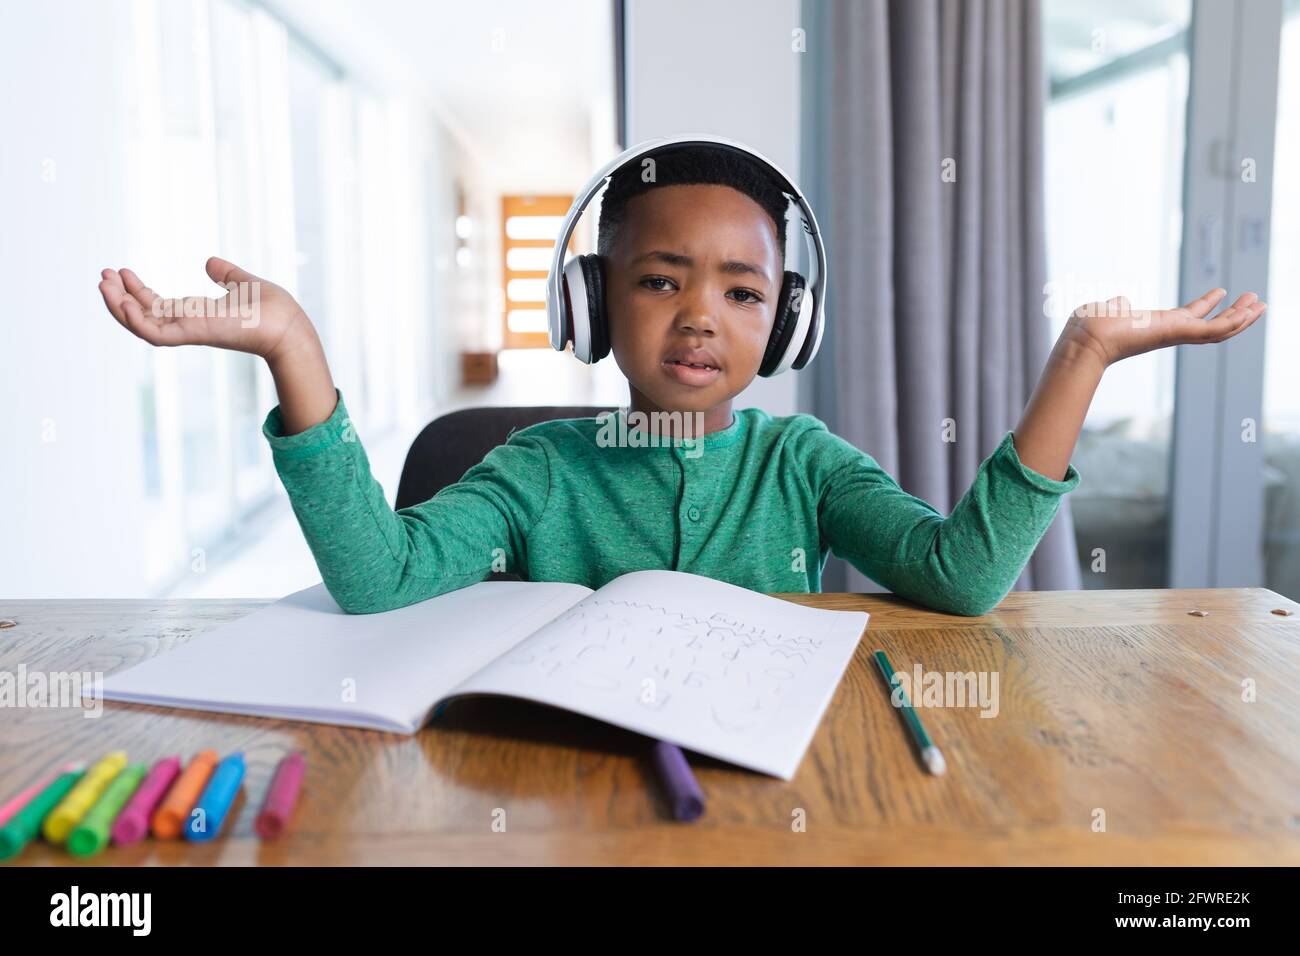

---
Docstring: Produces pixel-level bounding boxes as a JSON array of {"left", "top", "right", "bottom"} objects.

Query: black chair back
[{"left": 394, "top": 405, "right": 616, "bottom": 580}]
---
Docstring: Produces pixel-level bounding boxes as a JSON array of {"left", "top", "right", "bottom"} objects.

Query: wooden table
[{"left": 2, "top": 587, "right": 1298, "bottom": 865}]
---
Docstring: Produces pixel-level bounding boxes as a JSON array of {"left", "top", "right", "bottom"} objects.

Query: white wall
[
  {"left": 1, "top": 0, "right": 148, "bottom": 598},
  {"left": 623, "top": 0, "right": 805, "bottom": 417}
]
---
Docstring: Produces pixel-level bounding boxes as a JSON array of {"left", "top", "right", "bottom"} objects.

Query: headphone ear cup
[
  {"left": 577, "top": 254, "right": 609, "bottom": 361},
  {"left": 791, "top": 286, "right": 823, "bottom": 370},
  {"left": 760, "top": 271, "right": 806, "bottom": 377},
  {"left": 562, "top": 254, "right": 606, "bottom": 363},
  {"left": 561, "top": 256, "right": 588, "bottom": 360}
]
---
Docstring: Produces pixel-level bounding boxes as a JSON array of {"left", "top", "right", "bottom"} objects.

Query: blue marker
[{"left": 184, "top": 752, "right": 244, "bottom": 842}]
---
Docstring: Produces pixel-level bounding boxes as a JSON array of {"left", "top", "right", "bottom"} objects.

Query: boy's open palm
[
  {"left": 99, "top": 256, "right": 310, "bottom": 361},
  {"left": 1062, "top": 287, "right": 1267, "bottom": 369}
]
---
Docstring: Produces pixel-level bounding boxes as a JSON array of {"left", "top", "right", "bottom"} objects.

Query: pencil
[{"left": 873, "top": 650, "right": 947, "bottom": 776}]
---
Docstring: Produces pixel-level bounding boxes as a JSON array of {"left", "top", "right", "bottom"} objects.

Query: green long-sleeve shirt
[{"left": 263, "top": 390, "right": 1080, "bottom": 616}]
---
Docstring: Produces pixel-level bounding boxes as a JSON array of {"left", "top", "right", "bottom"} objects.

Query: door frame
[{"left": 1169, "top": 0, "right": 1283, "bottom": 586}]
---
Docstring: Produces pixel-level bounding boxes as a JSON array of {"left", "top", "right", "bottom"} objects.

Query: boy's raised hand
[
  {"left": 1013, "top": 286, "right": 1267, "bottom": 483},
  {"left": 1061, "top": 287, "right": 1267, "bottom": 370},
  {"left": 99, "top": 256, "right": 312, "bottom": 362}
]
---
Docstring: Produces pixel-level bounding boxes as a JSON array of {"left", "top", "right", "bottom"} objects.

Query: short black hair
[{"left": 596, "top": 143, "right": 789, "bottom": 260}]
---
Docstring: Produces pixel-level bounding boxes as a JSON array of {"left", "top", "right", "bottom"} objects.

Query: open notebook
[{"left": 97, "top": 570, "right": 869, "bottom": 780}]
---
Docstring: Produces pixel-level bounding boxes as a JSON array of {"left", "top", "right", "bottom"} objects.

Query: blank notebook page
[{"left": 98, "top": 580, "right": 591, "bottom": 732}]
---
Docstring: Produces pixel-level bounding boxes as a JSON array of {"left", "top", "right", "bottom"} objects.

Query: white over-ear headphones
[{"left": 545, "top": 134, "right": 827, "bottom": 377}]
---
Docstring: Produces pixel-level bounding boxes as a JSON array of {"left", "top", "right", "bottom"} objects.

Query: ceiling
[{"left": 264, "top": 0, "right": 617, "bottom": 191}]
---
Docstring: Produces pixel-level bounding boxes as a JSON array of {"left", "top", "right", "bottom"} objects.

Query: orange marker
[{"left": 151, "top": 750, "right": 217, "bottom": 839}]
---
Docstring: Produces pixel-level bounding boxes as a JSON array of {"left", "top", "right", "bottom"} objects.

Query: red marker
[{"left": 255, "top": 752, "right": 305, "bottom": 840}]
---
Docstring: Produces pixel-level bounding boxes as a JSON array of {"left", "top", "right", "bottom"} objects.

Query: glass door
[
  {"left": 1170, "top": 0, "right": 1284, "bottom": 592},
  {"left": 1043, "top": 1, "right": 1193, "bottom": 589},
  {"left": 1046, "top": 0, "right": 1289, "bottom": 597},
  {"left": 1262, "top": 0, "right": 1300, "bottom": 600}
]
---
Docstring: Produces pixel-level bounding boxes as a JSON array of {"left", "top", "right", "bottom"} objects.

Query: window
[
  {"left": 1044, "top": 0, "right": 1192, "bottom": 589},
  {"left": 120, "top": 0, "right": 437, "bottom": 595},
  {"left": 501, "top": 195, "right": 572, "bottom": 348}
]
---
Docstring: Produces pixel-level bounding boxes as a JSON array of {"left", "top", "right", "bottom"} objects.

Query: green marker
[
  {"left": 68, "top": 764, "right": 147, "bottom": 857},
  {"left": 0, "top": 764, "right": 86, "bottom": 860},
  {"left": 873, "top": 650, "right": 947, "bottom": 776}
]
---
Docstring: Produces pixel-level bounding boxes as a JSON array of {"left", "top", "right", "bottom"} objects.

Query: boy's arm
[
  {"left": 264, "top": 325, "right": 338, "bottom": 435},
  {"left": 1012, "top": 288, "right": 1265, "bottom": 481},
  {"left": 265, "top": 392, "right": 549, "bottom": 613},
  {"left": 815, "top": 426, "right": 1079, "bottom": 616},
  {"left": 99, "top": 258, "right": 547, "bottom": 612},
  {"left": 817, "top": 287, "right": 1266, "bottom": 616}
]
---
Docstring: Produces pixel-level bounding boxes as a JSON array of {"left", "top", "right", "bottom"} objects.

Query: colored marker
[
  {"left": 112, "top": 756, "right": 181, "bottom": 846},
  {"left": 68, "top": 763, "right": 147, "bottom": 857},
  {"left": 873, "top": 650, "right": 947, "bottom": 776},
  {"left": 185, "top": 752, "right": 244, "bottom": 842},
  {"left": 256, "top": 751, "right": 305, "bottom": 840},
  {"left": 0, "top": 761, "right": 83, "bottom": 828},
  {"left": 651, "top": 741, "right": 705, "bottom": 821},
  {"left": 152, "top": 750, "right": 217, "bottom": 839},
  {"left": 0, "top": 764, "right": 86, "bottom": 860},
  {"left": 43, "top": 751, "right": 128, "bottom": 843}
]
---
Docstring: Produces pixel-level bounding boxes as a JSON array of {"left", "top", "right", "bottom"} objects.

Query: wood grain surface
[{"left": 1, "top": 586, "right": 1297, "bottom": 865}]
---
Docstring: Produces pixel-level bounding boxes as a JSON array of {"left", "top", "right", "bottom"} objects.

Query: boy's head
[{"left": 595, "top": 144, "right": 791, "bottom": 418}]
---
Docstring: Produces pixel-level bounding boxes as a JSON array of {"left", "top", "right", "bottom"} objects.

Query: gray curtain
[{"left": 802, "top": 0, "right": 1081, "bottom": 593}]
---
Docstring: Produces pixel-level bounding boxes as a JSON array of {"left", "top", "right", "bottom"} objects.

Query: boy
[{"left": 98, "top": 144, "right": 1265, "bottom": 615}]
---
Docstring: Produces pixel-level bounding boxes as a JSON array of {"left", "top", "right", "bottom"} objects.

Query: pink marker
[
  {"left": 0, "top": 761, "right": 85, "bottom": 827},
  {"left": 255, "top": 751, "right": 306, "bottom": 840},
  {"left": 111, "top": 755, "right": 181, "bottom": 846}
]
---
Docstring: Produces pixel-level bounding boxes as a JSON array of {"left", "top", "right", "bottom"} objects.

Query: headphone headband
[{"left": 546, "top": 134, "right": 827, "bottom": 375}]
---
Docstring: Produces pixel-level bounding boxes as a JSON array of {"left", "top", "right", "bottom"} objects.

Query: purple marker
[
  {"left": 111, "top": 755, "right": 181, "bottom": 845},
  {"left": 651, "top": 741, "right": 705, "bottom": 821}
]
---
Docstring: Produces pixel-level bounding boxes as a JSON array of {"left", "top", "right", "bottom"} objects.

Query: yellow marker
[{"left": 42, "top": 751, "right": 127, "bottom": 843}]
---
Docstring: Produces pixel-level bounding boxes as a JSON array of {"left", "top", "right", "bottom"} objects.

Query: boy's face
[{"left": 603, "top": 183, "right": 782, "bottom": 417}]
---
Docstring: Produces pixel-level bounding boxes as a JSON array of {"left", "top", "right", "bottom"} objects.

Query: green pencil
[{"left": 873, "top": 650, "right": 947, "bottom": 776}]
